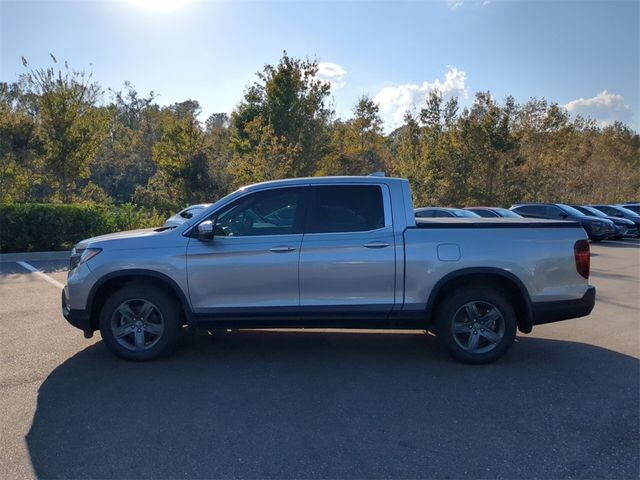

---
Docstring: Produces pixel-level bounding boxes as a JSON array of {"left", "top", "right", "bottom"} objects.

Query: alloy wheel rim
[
  {"left": 111, "top": 299, "right": 164, "bottom": 352},
  {"left": 451, "top": 300, "right": 505, "bottom": 354}
]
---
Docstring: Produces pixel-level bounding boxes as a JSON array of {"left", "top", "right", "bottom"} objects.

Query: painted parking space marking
[
  {"left": 600, "top": 240, "right": 640, "bottom": 246},
  {"left": 16, "top": 261, "right": 65, "bottom": 289}
]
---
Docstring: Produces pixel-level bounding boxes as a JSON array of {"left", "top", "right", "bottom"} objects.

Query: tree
[
  {"left": 228, "top": 116, "right": 301, "bottom": 187},
  {"left": 231, "top": 52, "right": 333, "bottom": 179},
  {"left": 19, "top": 55, "right": 107, "bottom": 202},
  {"left": 0, "top": 86, "right": 42, "bottom": 202},
  {"left": 90, "top": 83, "right": 160, "bottom": 203}
]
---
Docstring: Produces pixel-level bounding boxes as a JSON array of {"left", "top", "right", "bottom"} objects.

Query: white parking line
[
  {"left": 600, "top": 239, "right": 640, "bottom": 246},
  {"left": 16, "top": 261, "right": 65, "bottom": 289}
]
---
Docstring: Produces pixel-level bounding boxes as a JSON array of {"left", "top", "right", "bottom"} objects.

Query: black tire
[
  {"left": 99, "top": 284, "right": 181, "bottom": 361},
  {"left": 434, "top": 286, "right": 517, "bottom": 364}
]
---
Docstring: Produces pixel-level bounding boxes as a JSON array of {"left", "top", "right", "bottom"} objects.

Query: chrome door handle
[
  {"left": 363, "top": 241, "right": 390, "bottom": 249},
  {"left": 270, "top": 245, "right": 296, "bottom": 253}
]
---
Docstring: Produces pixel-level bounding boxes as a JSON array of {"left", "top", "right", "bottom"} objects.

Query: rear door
[{"left": 298, "top": 184, "right": 396, "bottom": 313}]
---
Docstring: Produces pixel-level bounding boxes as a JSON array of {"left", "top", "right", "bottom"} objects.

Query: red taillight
[{"left": 574, "top": 240, "right": 590, "bottom": 279}]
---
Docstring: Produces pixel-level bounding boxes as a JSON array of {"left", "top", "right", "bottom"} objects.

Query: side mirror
[
  {"left": 559, "top": 213, "right": 569, "bottom": 219},
  {"left": 616, "top": 213, "right": 624, "bottom": 218},
  {"left": 197, "top": 220, "right": 214, "bottom": 240}
]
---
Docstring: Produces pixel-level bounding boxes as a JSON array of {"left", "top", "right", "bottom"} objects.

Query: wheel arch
[
  {"left": 87, "top": 269, "right": 192, "bottom": 331},
  {"left": 426, "top": 267, "right": 533, "bottom": 334}
]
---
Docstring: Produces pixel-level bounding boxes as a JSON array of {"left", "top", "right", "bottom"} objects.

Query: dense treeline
[{"left": 1, "top": 53, "right": 638, "bottom": 214}]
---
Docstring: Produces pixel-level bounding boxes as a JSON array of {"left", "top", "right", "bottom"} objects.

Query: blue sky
[{"left": 1, "top": 0, "right": 638, "bottom": 130}]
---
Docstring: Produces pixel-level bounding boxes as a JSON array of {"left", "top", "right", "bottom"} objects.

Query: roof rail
[{"left": 368, "top": 171, "right": 386, "bottom": 177}]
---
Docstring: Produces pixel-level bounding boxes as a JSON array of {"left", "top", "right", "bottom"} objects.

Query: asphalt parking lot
[{"left": 0, "top": 240, "right": 638, "bottom": 479}]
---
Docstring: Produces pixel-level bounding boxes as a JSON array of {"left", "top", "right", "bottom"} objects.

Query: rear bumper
[
  {"left": 531, "top": 286, "right": 596, "bottom": 326},
  {"left": 62, "top": 290, "right": 92, "bottom": 332}
]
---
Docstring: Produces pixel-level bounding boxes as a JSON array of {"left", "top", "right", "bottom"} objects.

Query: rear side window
[
  {"left": 432, "top": 210, "right": 454, "bottom": 218},
  {"left": 415, "top": 210, "right": 433, "bottom": 218},
  {"left": 307, "top": 185, "right": 385, "bottom": 233},
  {"left": 515, "top": 205, "right": 543, "bottom": 216}
]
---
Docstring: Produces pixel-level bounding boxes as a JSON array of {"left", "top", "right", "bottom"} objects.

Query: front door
[{"left": 187, "top": 186, "right": 307, "bottom": 312}]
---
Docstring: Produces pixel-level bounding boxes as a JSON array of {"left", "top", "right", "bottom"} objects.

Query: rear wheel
[
  {"left": 434, "top": 287, "right": 517, "bottom": 364},
  {"left": 99, "top": 284, "right": 181, "bottom": 361}
]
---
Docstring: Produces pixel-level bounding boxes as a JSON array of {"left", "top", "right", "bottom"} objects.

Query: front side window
[
  {"left": 307, "top": 185, "right": 385, "bottom": 233},
  {"left": 213, "top": 187, "right": 305, "bottom": 237}
]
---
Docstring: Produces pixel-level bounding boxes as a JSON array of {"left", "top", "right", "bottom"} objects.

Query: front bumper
[
  {"left": 613, "top": 224, "right": 629, "bottom": 237},
  {"left": 62, "top": 289, "right": 92, "bottom": 333},
  {"left": 531, "top": 286, "right": 596, "bottom": 326}
]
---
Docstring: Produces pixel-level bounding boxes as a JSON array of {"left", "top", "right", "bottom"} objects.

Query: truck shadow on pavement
[{"left": 27, "top": 331, "right": 639, "bottom": 479}]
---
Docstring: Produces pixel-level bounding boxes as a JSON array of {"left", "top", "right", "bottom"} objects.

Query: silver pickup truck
[{"left": 62, "top": 176, "right": 595, "bottom": 363}]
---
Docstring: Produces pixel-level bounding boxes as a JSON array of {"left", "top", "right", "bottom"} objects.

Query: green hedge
[{"left": 0, "top": 203, "right": 166, "bottom": 253}]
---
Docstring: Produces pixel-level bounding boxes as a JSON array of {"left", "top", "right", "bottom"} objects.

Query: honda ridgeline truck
[{"left": 62, "top": 176, "right": 596, "bottom": 363}]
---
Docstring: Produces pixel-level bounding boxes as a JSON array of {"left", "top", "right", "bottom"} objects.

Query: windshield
[
  {"left": 558, "top": 204, "right": 586, "bottom": 217},
  {"left": 616, "top": 206, "right": 638, "bottom": 216},
  {"left": 494, "top": 208, "right": 521, "bottom": 218},
  {"left": 582, "top": 206, "right": 607, "bottom": 218}
]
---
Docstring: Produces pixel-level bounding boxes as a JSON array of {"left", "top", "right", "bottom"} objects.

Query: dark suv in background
[
  {"left": 588, "top": 205, "right": 640, "bottom": 237},
  {"left": 570, "top": 205, "right": 637, "bottom": 239},
  {"left": 510, "top": 203, "right": 615, "bottom": 241}
]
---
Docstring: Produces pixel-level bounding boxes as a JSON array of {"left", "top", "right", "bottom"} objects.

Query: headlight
[{"left": 79, "top": 248, "right": 102, "bottom": 265}]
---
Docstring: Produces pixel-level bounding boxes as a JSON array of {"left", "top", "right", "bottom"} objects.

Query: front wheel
[
  {"left": 434, "top": 287, "right": 517, "bottom": 364},
  {"left": 99, "top": 284, "right": 182, "bottom": 361}
]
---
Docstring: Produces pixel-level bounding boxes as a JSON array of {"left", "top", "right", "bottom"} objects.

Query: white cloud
[
  {"left": 563, "top": 90, "right": 634, "bottom": 127},
  {"left": 316, "top": 62, "right": 347, "bottom": 90},
  {"left": 447, "top": 0, "right": 463, "bottom": 9},
  {"left": 373, "top": 67, "right": 468, "bottom": 127}
]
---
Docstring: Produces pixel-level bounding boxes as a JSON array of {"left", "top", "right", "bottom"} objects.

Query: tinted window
[
  {"left": 623, "top": 204, "right": 640, "bottom": 214},
  {"left": 513, "top": 205, "right": 543, "bottom": 216},
  {"left": 415, "top": 209, "right": 433, "bottom": 218},
  {"left": 451, "top": 209, "right": 480, "bottom": 218},
  {"left": 307, "top": 185, "right": 385, "bottom": 233},
  {"left": 471, "top": 209, "right": 498, "bottom": 218},
  {"left": 544, "top": 205, "right": 566, "bottom": 218},
  {"left": 495, "top": 208, "right": 521, "bottom": 218},
  {"left": 557, "top": 204, "right": 584, "bottom": 217},
  {"left": 592, "top": 205, "right": 617, "bottom": 216},
  {"left": 181, "top": 207, "right": 204, "bottom": 219},
  {"left": 432, "top": 210, "right": 454, "bottom": 218},
  {"left": 214, "top": 187, "right": 304, "bottom": 236}
]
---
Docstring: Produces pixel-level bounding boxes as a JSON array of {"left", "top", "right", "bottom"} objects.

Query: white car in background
[{"left": 164, "top": 204, "right": 212, "bottom": 227}]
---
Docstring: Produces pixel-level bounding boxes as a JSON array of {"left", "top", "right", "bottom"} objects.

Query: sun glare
[{"left": 131, "top": 0, "right": 191, "bottom": 13}]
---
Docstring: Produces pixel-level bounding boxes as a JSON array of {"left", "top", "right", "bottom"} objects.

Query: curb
[{"left": 0, "top": 251, "right": 71, "bottom": 263}]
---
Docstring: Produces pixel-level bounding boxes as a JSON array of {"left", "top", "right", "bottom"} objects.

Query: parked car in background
[
  {"left": 510, "top": 203, "right": 615, "bottom": 241},
  {"left": 570, "top": 205, "right": 637, "bottom": 239},
  {"left": 587, "top": 205, "right": 640, "bottom": 237},
  {"left": 464, "top": 207, "right": 523, "bottom": 218},
  {"left": 415, "top": 207, "right": 481, "bottom": 218},
  {"left": 164, "top": 203, "right": 212, "bottom": 227},
  {"left": 619, "top": 203, "right": 640, "bottom": 215}
]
